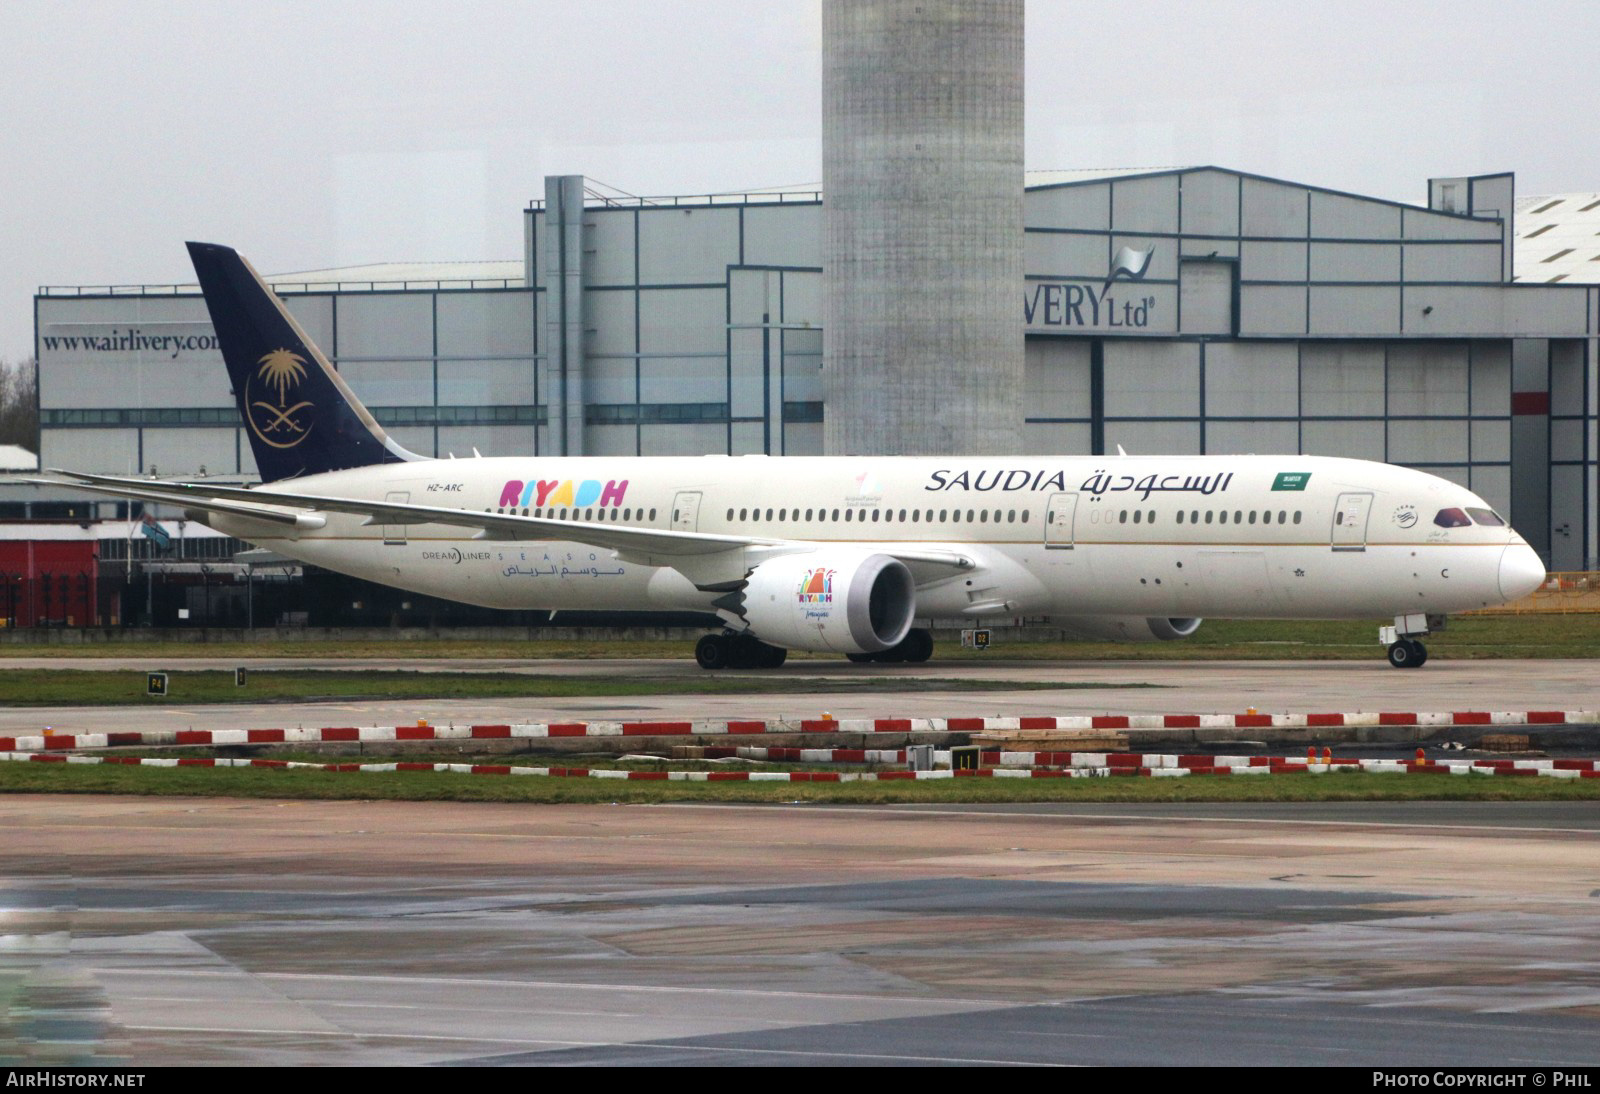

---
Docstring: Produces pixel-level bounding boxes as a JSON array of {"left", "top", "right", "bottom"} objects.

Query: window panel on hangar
[
  {"left": 1103, "top": 341, "right": 1198, "bottom": 417},
  {"left": 1023, "top": 338, "right": 1090, "bottom": 420},
  {"left": 1203, "top": 342, "right": 1299, "bottom": 418}
]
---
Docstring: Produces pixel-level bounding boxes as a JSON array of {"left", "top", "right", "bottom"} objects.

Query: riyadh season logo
[{"left": 798, "top": 568, "right": 835, "bottom": 605}]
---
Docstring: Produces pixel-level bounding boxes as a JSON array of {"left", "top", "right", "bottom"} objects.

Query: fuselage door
[
  {"left": 1331, "top": 491, "right": 1373, "bottom": 552},
  {"left": 671, "top": 491, "right": 702, "bottom": 533},
  {"left": 1044, "top": 492, "right": 1079, "bottom": 549},
  {"left": 383, "top": 490, "right": 410, "bottom": 546}
]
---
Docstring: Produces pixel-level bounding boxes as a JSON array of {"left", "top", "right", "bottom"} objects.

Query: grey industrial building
[{"left": 30, "top": 166, "right": 1600, "bottom": 572}]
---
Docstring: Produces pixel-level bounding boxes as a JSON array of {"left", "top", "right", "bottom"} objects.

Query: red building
[{"left": 0, "top": 533, "right": 102, "bottom": 627}]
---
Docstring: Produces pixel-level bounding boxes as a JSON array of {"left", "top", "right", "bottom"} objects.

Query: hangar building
[{"left": 31, "top": 167, "right": 1600, "bottom": 571}]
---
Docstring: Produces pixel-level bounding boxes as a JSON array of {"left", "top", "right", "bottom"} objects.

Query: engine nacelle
[
  {"left": 738, "top": 551, "right": 916, "bottom": 654},
  {"left": 1050, "top": 616, "right": 1204, "bottom": 643}
]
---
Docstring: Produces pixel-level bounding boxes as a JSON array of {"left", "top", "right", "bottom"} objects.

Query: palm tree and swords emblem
[{"left": 246, "top": 349, "right": 315, "bottom": 448}]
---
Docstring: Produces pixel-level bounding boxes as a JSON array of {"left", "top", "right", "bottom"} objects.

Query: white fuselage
[{"left": 208, "top": 453, "right": 1542, "bottom": 624}]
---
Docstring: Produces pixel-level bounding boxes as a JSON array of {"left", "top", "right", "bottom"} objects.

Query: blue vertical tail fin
[{"left": 186, "top": 241, "right": 423, "bottom": 482}]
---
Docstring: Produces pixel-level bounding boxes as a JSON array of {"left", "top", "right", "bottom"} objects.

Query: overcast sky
[{"left": 4, "top": 0, "right": 1598, "bottom": 362}]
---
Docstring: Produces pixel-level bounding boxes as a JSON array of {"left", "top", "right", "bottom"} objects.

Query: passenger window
[
  {"left": 871, "top": 510, "right": 880, "bottom": 522},
  {"left": 912, "top": 510, "right": 920, "bottom": 523},
  {"left": 1147, "top": 510, "right": 1155, "bottom": 524},
  {"left": 832, "top": 509, "right": 840, "bottom": 521},
  {"left": 1278, "top": 510, "right": 1287, "bottom": 523},
  {"left": 649, "top": 508, "right": 657, "bottom": 521},
  {"left": 1119, "top": 510, "right": 1128, "bottom": 524},
  {"left": 1434, "top": 508, "right": 1472, "bottom": 528},
  {"left": 940, "top": 509, "right": 948, "bottom": 522},
  {"left": 967, "top": 509, "right": 975, "bottom": 522},
  {"left": 779, "top": 508, "right": 787, "bottom": 521},
  {"left": 951, "top": 510, "right": 961, "bottom": 523},
  {"left": 766, "top": 508, "right": 774, "bottom": 521},
  {"left": 1021, "top": 510, "right": 1029, "bottom": 523},
  {"left": 1248, "top": 511, "right": 1257, "bottom": 525},
  {"left": 1293, "top": 511, "right": 1302, "bottom": 524},
  {"left": 1177, "top": 511, "right": 1185, "bottom": 524},
  {"left": 1234, "top": 510, "right": 1243, "bottom": 524},
  {"left": 1204, "top": 511, "right": 1213, "bottom": 524},
  {"left": 980, "top": 510, "right": 988, "bottom": 523},
  {"left": 899, "top": 509, "right": 907, "bottom": 521},
  {"left": 845, "top": 510, "right": 853, "bottom": 522}
]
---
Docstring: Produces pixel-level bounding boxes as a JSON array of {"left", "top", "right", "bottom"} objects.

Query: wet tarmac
[
  {"left": 2, "top": 657, "right": 1594, "bottom": 738},
  {"left": 1, "top": 797, "right": 1597, "bottom": 1066}
]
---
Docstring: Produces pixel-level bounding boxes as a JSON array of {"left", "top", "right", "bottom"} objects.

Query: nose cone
[{"left": 1498, "top": 544, "right": 1546, "bottom": 602}]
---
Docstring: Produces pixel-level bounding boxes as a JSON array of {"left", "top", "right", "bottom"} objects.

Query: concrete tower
[{"left": 822, "top": 0, "right": 1024, "bottom": 456}]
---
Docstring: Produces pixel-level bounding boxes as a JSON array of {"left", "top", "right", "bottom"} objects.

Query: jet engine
[
  {"left": 735, "top": 551, "right": 916, "bottom": 654},
  {"left": 1050, "top": 616, "right": 1204, "bottom": 643}
]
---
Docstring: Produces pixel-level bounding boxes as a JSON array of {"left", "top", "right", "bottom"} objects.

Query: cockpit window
[
  {"left": 1433, "top": 508, "right": 1472, "bottom": 528},
  {"left": 1467, "top": 508, "right": 1506, "bottom": 527}
]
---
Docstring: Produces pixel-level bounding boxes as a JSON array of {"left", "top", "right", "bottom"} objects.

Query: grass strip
[
  {"left": 0, "top": 670, "right": 1154, "bottom": 707},
  {"left": 1, "top": 616, "right": 1595, "bottom": 661},
  {"left": 2, "top": 761, "right": 1595, "bottom": 804}
]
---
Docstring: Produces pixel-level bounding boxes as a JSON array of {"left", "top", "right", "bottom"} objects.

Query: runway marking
[
  {"left": 658, "top": 803, "right": 1600, "bottom": 836},
  {"left": 517, "top": 1042, "right": 1076, "bottom": 1066},
  {"left": 118, "top": 1024, "right": 642, "bottom": 1047},
  {"left": 118, "top": 1022, "right": 1073, "bottom": 1064},
  {"left": 250, "top": 970, "right": 1015, "bottom": 1006},
  {"left": 99, "top": 967, "right": 1015, "bottom": 1008}
]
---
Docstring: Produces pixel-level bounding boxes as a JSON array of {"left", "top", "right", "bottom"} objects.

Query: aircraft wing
[{"left": 41, "top": 472, "right": 975, "bottom": 587}]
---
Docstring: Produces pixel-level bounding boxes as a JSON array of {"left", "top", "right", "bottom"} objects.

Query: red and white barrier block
[
  {"left": 1, "top": 709, "right": 1594, "bottom": 754},
  {"left": 3, "top": 751, "right": 1594, "bottom": 781}
]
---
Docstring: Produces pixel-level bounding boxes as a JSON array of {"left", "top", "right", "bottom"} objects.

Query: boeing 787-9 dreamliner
[{"left": 45, "top": 243, "right": 1547, "bottom": 669}]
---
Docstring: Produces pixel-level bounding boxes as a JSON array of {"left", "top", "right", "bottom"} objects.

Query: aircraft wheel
[
  {"left": 1386, "top": 640, "right": 1426, "bottom": 669},
  {"left": 726, "top": 635, "right": 759, "bottom": 669},
  {"left": 756, "top": 643, "right": 788, "bottom": 668},
  {"left": 901, "top": 629, "right": 934, "bottom": 663},
  {"left": 846, "top": 652, "right": 876, "bottom": 664},
  {"left": 695, "top": 634, "right": 730, "bottom": 671}
]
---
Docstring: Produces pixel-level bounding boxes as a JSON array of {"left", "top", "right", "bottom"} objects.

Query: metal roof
[
  {"left": 0, "top": 444, "right": 38, "bottom": 471},
  {"left": 1513, "top": 192, "right": 1600, "bottom": 283}
]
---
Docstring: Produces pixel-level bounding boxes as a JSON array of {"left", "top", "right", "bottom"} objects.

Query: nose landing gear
[
  {"left": 1386, "top": 638, "right": 1428, "bottom": 669},
  {"left": 1381, "top": 613, "right": 1442, "bottom": 669}
]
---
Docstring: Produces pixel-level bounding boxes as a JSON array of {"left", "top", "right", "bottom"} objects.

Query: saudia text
[{"left": 926, "top": 468, "right": 1233, "bottom": 502}]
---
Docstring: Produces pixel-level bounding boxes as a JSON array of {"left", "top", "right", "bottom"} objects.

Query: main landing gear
[
  {"left": 695, "top": 632, "right": 788, "bottom": 670},
  {"left": 845, "top": 628, "right": 935, "bottom": 665}
]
